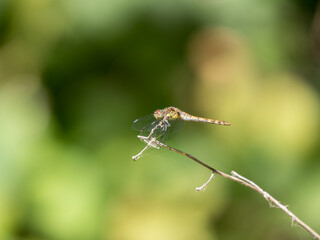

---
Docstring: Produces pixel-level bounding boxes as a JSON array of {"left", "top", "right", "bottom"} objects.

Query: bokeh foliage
[{"left": 0, "top": 0, "right": 320, "bottom": 239}]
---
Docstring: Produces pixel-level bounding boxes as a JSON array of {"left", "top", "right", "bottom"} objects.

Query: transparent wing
[
  {"left": 132, "top": 114, "right": 163, "bottom": 138},
  {"left": 159, "top": 117, "right": 185, "bottom": 143},
  {"left": 140, "top": 122, "right": 164, "bottom": 139},
  {"left": 132, "top": 114, "right": 157, "bottom": 131},
  {"left": 132, "top": 114, "right": 185, "bottom": 143}
]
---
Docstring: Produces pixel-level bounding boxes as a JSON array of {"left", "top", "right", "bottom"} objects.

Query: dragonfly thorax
[{"left": 153, "top": 107, "right": 180, "bottom": 120}]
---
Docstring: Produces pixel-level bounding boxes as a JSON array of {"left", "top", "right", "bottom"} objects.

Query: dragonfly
[{"left": 132, "top": 106, "right": 231, "bottom": 143}]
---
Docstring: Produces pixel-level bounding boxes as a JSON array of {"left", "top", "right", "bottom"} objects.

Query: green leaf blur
[{"left": 0, "top": 0, "right": 319, "bottom": 239}]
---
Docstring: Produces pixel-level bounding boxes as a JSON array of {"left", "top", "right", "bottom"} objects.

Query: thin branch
[
  {"left": 196, "top": 172, "right": 215, "bottom": 192},
  {"left": 133, "top": 136, "right": 320, "bottom": 240},
  {"left": 132, "top": 118, "right": 168, "bottom": 161},
  {"left": 132, "top": 137, "right": 159, "bottom": 161}
]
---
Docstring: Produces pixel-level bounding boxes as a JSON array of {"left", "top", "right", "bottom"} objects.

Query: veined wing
[
  {"left": 132, "top": 114, "right": 163, "bottom": 138},
  {"left": 132, "top": 114, "right": 185, "bottom": 143},
  {"left": 157, "top": 117, "right": 185, "bottom": 143},
  {"left": 132, "top": 114, "right": 158, "bottom": 131},
  {"left": 132, "top": 114, "right": 163, "bottom": 141}
]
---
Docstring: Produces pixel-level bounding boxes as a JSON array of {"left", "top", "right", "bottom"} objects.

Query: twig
[
  {"left": 133, "top": 136, "right": 320, "bottom": 240},
  {"left": 132, "top": 137, "right": 159, "bottom": 161},
  {"left": 132, "top": 120, "right": 166, "bottom": 161},
  {"left": 196, "top": 172, "right": 215, "bottom": 192}
]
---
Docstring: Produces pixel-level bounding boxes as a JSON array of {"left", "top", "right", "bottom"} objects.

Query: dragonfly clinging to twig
[{"left": 132, "top": 106, "right": 231, "bottom": 143}]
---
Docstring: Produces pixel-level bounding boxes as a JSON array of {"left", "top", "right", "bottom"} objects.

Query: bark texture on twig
[{"left": 133, "top": 136, "right": 320, "bottom": 240}]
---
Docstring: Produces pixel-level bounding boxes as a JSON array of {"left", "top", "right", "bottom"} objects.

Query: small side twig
[
  {"left": 133, "top": 136, "right": 320, "bottom": 240},
  {"left": 196, "top": 172, "right": 215, "bottom": 192},
  {"left": 132, "top": 137, "right": 159, "bottom": 161},
  {"left": 132, "top": 118, "right": 169, "bottom": 161}
]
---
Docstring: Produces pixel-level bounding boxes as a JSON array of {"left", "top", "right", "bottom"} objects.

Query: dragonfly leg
[
  {"left": 162, "top": 119, "right": 171, "bottom": 133},
  {"left": 162, "top": 122, "right": 167, "bottom": 132},
  {"left": 164, "top": 119, "right": 170, "bottom": 127}
]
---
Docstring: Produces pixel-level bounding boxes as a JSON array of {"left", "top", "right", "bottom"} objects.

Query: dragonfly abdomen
[{"left": 182, "top": 113, "right": 231, "bottom": 126}]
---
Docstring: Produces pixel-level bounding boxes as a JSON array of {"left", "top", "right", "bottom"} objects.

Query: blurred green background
[{"left": 0, "top": 0, "right": 320, "bottom": 239}]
